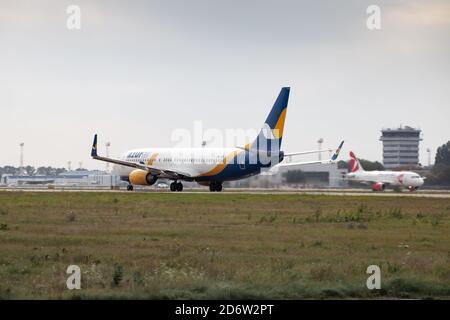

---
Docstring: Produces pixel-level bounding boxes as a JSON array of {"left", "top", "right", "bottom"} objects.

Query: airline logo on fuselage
[
  {"left": 147, "top": 153, "right": 159, "bottom": 166},
  {"left": 127, "top": 151, "right": 150, "bottom": 159}
]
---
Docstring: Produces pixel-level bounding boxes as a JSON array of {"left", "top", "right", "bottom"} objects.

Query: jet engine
[
  {"left": 372, "top": 182, "right": 385, "bottom": 192},
  {"left": 129, "top": 169, "right": 158, "bottom": 186}
]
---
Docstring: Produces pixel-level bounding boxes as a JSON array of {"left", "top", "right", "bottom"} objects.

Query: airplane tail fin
[
  {"left": 91, "top": 134, "right": 98, "bottom": 157},
  {"left": 245, "top": 87, "right": 290, "bottom": 153},
  {"left": 331, "top": 140, "right": 345, "bottom": 161},
  {"left": 349, "top": 151, "right": 365, "bottom": 172}
]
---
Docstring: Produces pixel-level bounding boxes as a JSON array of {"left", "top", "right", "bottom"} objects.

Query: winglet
[
  {"left": 331, "top": 140, "right": 344, "bottom": 161},
  {"left": 91, "top": 134, "right": 98, "bottom": 157}
]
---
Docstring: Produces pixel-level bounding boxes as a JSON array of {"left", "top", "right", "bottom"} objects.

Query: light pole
[
  {"left": 317, "top": 138, "right": 324, "bottom": 161},
  {"left": 105, "top": 142, "right": 111, "bottom": 173},
  {"left": 19, "top": 143, "right": 25, "bottom": 175}
]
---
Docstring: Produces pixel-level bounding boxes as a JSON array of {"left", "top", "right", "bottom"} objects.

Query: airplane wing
[
  {"left": 261, "top": 141, "right": 344, "bottom": 175},
  {"left": 284, "top": 141, "right": 344, "bottom": 158},
  {"left": 284, "top": 148, "right": 334, "bottom": 157},
  {"left": 90, "top": 134, "right": 192, "bottom": 180}
]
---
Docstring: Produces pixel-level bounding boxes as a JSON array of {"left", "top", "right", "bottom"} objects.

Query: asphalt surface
[{"left": 1, "top": 187, "right": 450, "bottom": 198}]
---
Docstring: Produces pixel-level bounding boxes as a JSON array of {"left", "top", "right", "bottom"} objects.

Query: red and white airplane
[{"left": 346, "top": 151, "right": 425, "bottom": 191}]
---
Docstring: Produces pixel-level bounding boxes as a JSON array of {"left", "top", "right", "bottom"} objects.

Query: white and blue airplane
[{"left": 91, "top": 87, "right": 344, "bottom": 192}]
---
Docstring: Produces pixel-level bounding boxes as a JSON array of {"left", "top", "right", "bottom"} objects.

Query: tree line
[{"left": 427, "top": 141, "right": 450, "bottom": 185}]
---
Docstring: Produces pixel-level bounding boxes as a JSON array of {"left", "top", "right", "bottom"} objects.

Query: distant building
[
  {"left": 229, "top": 163, "right": 347, "bottom": 188},
  {"left": 1, "top": 170, "right": 121, "bottom": 188},
  {"left": 380, "top": 126, "right": 422, "bottom": 169}
]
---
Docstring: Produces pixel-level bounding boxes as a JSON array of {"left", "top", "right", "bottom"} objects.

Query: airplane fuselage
[
  {"left": 112, "top": 147, "right": 279, "bottom": 183},
  {"left": 346, "top": 170, "right": 424, "bottom": 188}
]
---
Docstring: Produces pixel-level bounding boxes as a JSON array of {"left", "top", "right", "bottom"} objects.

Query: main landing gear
[
  {"left": 127, "top": 184, "right": 134, "bottom": 191},
  {"left": 170, "top": 181, "right": 183, "bottom": 192},
  {"left": 209, "top": 181, "right": 223, "bottom": 192}
]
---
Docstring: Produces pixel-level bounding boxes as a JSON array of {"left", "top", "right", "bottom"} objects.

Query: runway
[{"left": 1, "top": 187, "right": 450, "bottom": 198}]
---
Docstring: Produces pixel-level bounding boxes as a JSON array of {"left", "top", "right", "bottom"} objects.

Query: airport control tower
[{"left": 380, "top": 126, "right": 422, "bottom": 169}]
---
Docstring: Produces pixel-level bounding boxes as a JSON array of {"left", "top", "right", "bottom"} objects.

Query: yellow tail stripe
[
  {"left": 273, "top": 108, "right": 287, "bottom": 139},
  {"left": 199, "top": 150, "right": 241, "bottom": 177}
]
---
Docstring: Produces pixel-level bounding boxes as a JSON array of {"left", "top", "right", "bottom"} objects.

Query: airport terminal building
[
  {"left": 1, "top": 170, "right": 121, "bottom": 188},
  {"left": 229, "top": 162, "right": 347, "bottom": 189},
  {"left": 380, "top": 126, "right": 422, "bottom": 169}
]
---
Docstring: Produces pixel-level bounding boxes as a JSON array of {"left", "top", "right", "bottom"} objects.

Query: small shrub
[
  {"left": 0, "top": 223, "right": 8, "bottom": 230},
  {"left": 29, "top": 255, "right": 43, "bottom": 267},
  {"left": 270, "top": 258, "right": 295, "bottom": 273},
  {"left": 388, "top": 207, "right": 403, "bottom": 219},
  {"left": 112, "top": 265, "right": 124, "bottom": 287},
  {"left": 430, "top": 214, "right": 443, "bottom": 226},
  {"left": 66, "top": 211, "right": 76, "bottom": 222},
  {"left": 387, "top": 262, "right": 402, "bottom": 274},
  {"left": 357, "top": 203, "right": 367, "bottom": 214},
  {"left": 259, "top": 214, "right": 277, "bottom": 223},
  {"left": 310, "top": 264, "right": 334, "bottom": 281},
  {"left": 342, "top": 210, "right": 365, "bottom": 223},
  {"left": 357, "top": 222, "right": 368, "bottom": 229},
  {"left": 320, "top": 288, "right": 344, "bottom": 298},
  {"left": 132, "top": 271, "right": 143, "bottom": 287},
  {"left": 0, "top": 288, "right": 12, "bottom": 299},
  {"left": 314, "top": 208, "right": 322, "bottom": 222},
  {"left": 384, "top": 278, "right": 435, "bottom": 297},
  {"left": 311, "top": 240, "right": 323, "bottom": 247}
]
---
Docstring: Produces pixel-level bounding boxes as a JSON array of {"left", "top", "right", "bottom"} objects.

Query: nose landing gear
[{"left": 127, "top": 184, "right": 134, "bottom": 191}]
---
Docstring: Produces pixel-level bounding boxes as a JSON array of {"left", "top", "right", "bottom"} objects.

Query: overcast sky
[{"left": 1, "top": 0, "right": 449, "bottom": 170}]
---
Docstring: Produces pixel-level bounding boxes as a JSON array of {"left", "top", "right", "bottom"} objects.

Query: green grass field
[{"left": 0, "top": 191, "right": 449, "bottom": 299}]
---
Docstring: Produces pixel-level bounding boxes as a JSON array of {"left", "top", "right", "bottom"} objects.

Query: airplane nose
[{"left": 419, "top": 178, "right": 424, "bottom": 186}]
